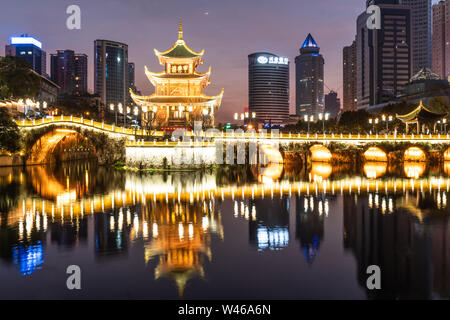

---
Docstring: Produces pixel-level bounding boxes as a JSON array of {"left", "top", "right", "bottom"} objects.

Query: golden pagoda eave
[{"left": 130, "top": 89, "right": 223, "bottom": 108}]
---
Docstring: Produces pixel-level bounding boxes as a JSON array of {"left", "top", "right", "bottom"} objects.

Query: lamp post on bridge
[
  {"left": 381, "top": 114, "right": 393, "bottom": 132},
  {"left": 304, "top": 114, "right": 314, "bottom": 134},
  {"left": 318, "top": 112, "right": 329, "bottom": 134},
  {"left": 368, "top": 118, "right": 379, "bottom": 134},
  {"left": 110, "top": 104, "right": 117, "bottom": 126}
]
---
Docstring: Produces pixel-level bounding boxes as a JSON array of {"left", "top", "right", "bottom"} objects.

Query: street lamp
[
  {"left": 304, "top": 114, "right": 314, "bottom": 134},
  {"left": 381, "top": 114, "right": 393, "bottom": 132},
  {"left": 234, "top": 112, "right": 255, "bottom": 128},
  {"left": 318, "top": 112, "right": 330, "bottom": 134},
  {"left": 110, "top": 103, "right": 117, "bottom": 126}
]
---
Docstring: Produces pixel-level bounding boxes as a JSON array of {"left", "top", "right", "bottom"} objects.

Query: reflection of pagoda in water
[
  {"left": 144, "top": 201, "right": 223, "bottom": 297},
  {"left": 248, "top": 198, "right": 289, "bottom": 251},
  {"left": 130, "top": 22, "right": 223, "bottom": 129}
]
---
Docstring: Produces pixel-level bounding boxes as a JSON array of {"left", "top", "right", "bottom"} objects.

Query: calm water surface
[{"left": 0, "top": 161, "right": 449, "bottom": 299}]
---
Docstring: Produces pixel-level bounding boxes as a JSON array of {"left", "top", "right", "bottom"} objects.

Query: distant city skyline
[{"left": 0, "top": 0, "right": 442, "bottom": 122}]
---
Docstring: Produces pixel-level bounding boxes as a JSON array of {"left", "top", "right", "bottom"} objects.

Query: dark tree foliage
[
  {"left": 0, "top": 107, "right": 22, "bottom": 153},
  {"left": 338, "top": 109, "right": 371, "bottom": 132},
  {"left": 0, "top": 56, "right": 41, "bottom": 99}
]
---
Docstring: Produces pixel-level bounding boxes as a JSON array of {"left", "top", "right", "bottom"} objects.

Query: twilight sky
[{"left": 0, "top": 0, "right": 441, "bottom": 122}]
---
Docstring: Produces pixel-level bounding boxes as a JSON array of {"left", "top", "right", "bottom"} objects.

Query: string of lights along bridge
[{"left": 15, "top": 115, "right": 450, "bottom": 144}]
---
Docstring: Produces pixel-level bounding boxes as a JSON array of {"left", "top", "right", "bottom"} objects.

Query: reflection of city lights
[
  {"left": 178, "top": 223, "right": 184, "bottom": 240},
  {"left": 364, "top": 162, "right": 387, "bottom": 179},
  {"left": 404, "top": 162, "right": 426, "bottom": 179},
  {"left": 152, "top": 222, "right": 158, "bottom": 238},
  {"left": 12, "top": 242, "right": 44, "bottom": 276},
  {"left": 256, "top": 226, "right": 289, "bottom": 251},
  {"left": 310, "top": 163, "right": 332, "bottom": 182}
]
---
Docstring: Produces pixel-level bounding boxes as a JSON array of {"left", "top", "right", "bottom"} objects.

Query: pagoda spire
[{"left": 178, "top": 20, "right": 183, "bottom": 40}]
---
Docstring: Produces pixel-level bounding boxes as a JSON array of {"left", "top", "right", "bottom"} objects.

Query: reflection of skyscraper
[
  {"left": 249, "top": 198, "right": 289, "bottom": 251},
  {"left": 432, "top": 215, "right": 450, "bottom": 298},
  {"left": 296, "top": 195, "right": 325, "bottom": 264},
  {"left": 343, "top": 193, "right": 432, "bottom": 299},
  {"left": 50, "top": 218, "right": 88, "bottom": 248},
  {"left": 94, "top": 207, "right": 132, "bottom": 258}
]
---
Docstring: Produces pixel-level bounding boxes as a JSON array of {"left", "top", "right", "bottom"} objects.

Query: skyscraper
[
  {"left": 94, "top": 40, "right": 128, "bottom": 110},
  {"left": 248, "top": 52, "right": 290, "bottom": 125},
  {"left": 51, "top": 50, "right": 88, "bottom": 95},
  {"left": 343, "top": 40, "right": 357, "bottom": 112},
  {"left": 5, "top": 35, "right": 46, "bottom": 76},
  {"left": 400, "top": 0, "right": 432, "bottom": 73},
  {"left": 356, "top": 1, "right": 412, "bottom": 108},
  {"left": 432, "top": 0, "right": 450, "bottom": 80},
  {"left": 295, "top": 34, "right": 324, "bottom": 118},
  {"left": 127, "top": 62, "right": 136, "bottom": 107},
  {"left": 324, "top": 91, "right": 341, "bottom": 118},
  {"left": 74, "top": 54, "right": 88, "bottom": 95}
]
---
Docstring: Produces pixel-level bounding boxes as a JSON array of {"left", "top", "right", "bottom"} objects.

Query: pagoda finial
[{"left": 178, "top": 20, "right": 183, "bottom": 40}]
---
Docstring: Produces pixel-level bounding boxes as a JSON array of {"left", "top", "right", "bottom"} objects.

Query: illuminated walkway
[{"left": 16, "top": 116, "right": 450, "bottom": 145}]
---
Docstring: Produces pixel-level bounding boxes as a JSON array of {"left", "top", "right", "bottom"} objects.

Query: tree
[
  {"left": 338, "top": 110, "right": 371, "bottom": 132},
  {"left": 428, "top": 97, "right": 448, "bottom": 114},
  {"left": 0, "top": 56, "right": 41, "bottom": 99},
  {"left": 0, "top": 107, "right": 22, "bottom": 153}
]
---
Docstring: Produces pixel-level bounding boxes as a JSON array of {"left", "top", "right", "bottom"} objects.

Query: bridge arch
[
  {"left": 309, "top": 144, "right": 332, "bottom": 162},
  {"left": 363, "top": 146, "right": 387, "bottom": 162},
  {"left": 25, "top": 128, "right": 97, "bottom": 165},
  {"left": 404, "top": 146, "right": 427, "bottom": 162}
]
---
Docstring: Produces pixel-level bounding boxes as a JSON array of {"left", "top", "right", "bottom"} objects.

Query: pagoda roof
[
  {"left": 396, "top": 101, "right": 447, "bottom": 122},
  {"left": 410, "top": 67, "right": 441, "bottom": 82},
  {"left": 130, "top": 89, "right": 224, "bottom": 105},
  {"left": 154, "top": 21, "right": 204, "bottom": 61},
  {"left": 145, "top": 65, "right": 210, "bottom": 81}
]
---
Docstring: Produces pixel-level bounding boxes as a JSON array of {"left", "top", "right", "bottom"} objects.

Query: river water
[{"left": 0, "top": 161, "right": 448, "bottom": 299}]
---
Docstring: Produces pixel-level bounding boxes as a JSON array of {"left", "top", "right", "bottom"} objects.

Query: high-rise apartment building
[
  {"left": 74, "top": 54, "right": 88, "bottom": 95},
  {"left": 343, "top": 40, "right": 357, "bottom": 112},
  {"left": 51, "top": 50, "right": 88, "bottom": 95},
  {"left": 432, "top": 0, "right": 450, "bottom": 80},
  {"left": 94, "top": 40, "right": 129, "bottom": 109},
  {"left": 295, "top": 34, "right": 324, "bottom": 118},
  {"left": 248, "top": 52, "right": 290, "bottom": 125},
  {"left": 324, "top": 91, "right": 341, "bottom": 118},
  {"left": 400, "top": 0, "right": 432, "bottom": 73},
  {"left": 5, "top": 35, "right": 46, "bottom": 76},
  {"left": 356, "top": 1, "right": 412, "bottom": 108}
]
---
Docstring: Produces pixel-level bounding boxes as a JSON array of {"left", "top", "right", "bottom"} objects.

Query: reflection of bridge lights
[
  {"left": 404, "top": 162, "right": 426, "bottom": 179},
  {"left": 256, "top": 226, "right": 289, "bottom": 251},
  {"left": 178, "top": 223, "right": 184, "bottom": 240},
  {"left": 12, "top": 241, "right": 44, "bottom": 276},
  {"left": 56, "top": 191, "right": 77, "bottom": 204},
  {"left": 310, "top": 163, "right": 332, "bottom": 182},
  {"left": 364, "top": 162, "right": 387, "bottom": 179}
]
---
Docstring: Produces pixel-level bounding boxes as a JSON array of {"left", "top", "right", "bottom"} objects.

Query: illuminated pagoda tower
[{"left": 130, "top": 21, "right": 224, "bottom": 130}]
